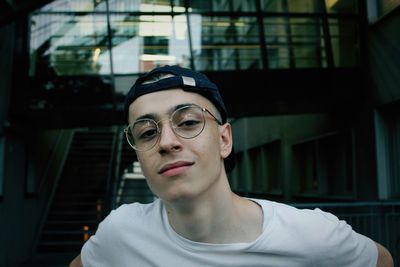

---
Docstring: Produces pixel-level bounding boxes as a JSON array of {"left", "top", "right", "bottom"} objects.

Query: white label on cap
[{"left": 182, "top": 76, "right": 196, "bottom": 87}]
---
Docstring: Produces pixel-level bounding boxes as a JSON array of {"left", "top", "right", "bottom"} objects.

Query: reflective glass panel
[
  {"left": 39, "top": 0, "right": 106, "bottom": 12},
  {"left": 30, "top": 12, "right": 110, "bottom": 75},
  {"left": 29, "top": 0, "right": 361, "bottom": 74},
  {"left": 109, "top": 14, "right": 191, "bottom": 73},
  {"left": 107, "top": 0, "right": 172, "bottom": 12},
  {"left": 261, "top": 0, "right": 323, "bottom": 13},
  {"left": 262, "top": 0, "right": 357, "bottom": 14},
  {"left": 190, "top": 16, "right": 262, "bottom": 71},
  {"left": 264, "top": 17, "right": 327, "bottom": 69},
  {"left": 189, "top": 0, "right": 257, "bottom": 12}
]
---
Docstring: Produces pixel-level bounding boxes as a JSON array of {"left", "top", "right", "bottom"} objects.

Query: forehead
[{"left": 128, "top": 89, "right": 215, "bottom": 122}]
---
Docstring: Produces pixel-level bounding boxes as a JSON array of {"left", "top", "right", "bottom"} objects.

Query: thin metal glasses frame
[{"left": 124, "top": 105, "right": 222, "bottom": 152}]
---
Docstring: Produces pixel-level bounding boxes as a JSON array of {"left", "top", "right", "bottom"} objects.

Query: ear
[{"left": 219, "top": 123, "right": 233, "bottom": 159}]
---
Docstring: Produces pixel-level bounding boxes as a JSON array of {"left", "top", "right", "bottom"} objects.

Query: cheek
[
  {"left": 137, "top": 154, "right": 152, "bottom": 176},
  {"left": 197, "top": 130, "right": 221, "bottom": 159}
]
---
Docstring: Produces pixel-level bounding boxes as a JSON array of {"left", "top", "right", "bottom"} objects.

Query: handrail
[
  {"left": 110, "top": 127, "right": 124, "bottom": 210},
  {"left": 36, "top": 129, "right": 65, "bottom": 194},
  {"left": 104, "top": 126, "right": 120, "bottom": 216},
  {"left": 28, "top": 129, "right": 75, "bottom": 258}
]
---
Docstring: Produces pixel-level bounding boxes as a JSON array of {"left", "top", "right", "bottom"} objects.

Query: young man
[{"left": 70, "top": 65, "right": 393, "bottom": 266}]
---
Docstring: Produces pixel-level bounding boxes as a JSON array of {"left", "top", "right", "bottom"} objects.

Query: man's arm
[
  {"left": 375, "top": 242, "right": 394, "bottom": 267},
  {"left": 69, "top": 255, "right": 83, "bottom": 267}
]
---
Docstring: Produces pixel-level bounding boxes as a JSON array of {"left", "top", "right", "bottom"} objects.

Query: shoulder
[
  {"left": 268, "top": 201, "right": 355, "bottom": 243},
  {"left": 85, "top": 199, "right": 162, "bottom": 243},
  {"left": 81, "top": 199, "right": 163, "bottom": 266},
  {"left": 253, "top": 198, "right": 339, "bottom": 225},
  {"left": 252, "top": 199, "right": 378, "bottom": 266}
]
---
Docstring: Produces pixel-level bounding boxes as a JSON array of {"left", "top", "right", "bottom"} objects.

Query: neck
[{"left": 164, "top": 177, "right": 263, "bottom": 244}]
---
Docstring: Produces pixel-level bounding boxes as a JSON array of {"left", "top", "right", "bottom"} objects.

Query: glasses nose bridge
[{"left": 156, "top": 117, "right": 179, "bottom": 139}]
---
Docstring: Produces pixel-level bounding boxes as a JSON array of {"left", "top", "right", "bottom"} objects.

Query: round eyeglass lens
[
  {"left": 171, "top": 106, "right": 206, "bottom": 139},
  {"left": 125, "top": 105, "right": 207, "bottom": 151},
  {"left": 128, "top": 119, "right": 159, "bottom": 151}
]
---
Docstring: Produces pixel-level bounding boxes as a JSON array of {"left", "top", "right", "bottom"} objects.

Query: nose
[{"left": 157, "top": 121, "right": 182, "bottom": 153}]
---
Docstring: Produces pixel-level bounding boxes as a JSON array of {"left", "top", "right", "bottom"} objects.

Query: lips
[{"left": 158, "top": 161, "right": 194, "bottom": 176}]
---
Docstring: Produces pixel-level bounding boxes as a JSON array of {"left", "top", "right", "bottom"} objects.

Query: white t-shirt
[{"left": 81, "top": 198, "right": 378, "bottom": 267}]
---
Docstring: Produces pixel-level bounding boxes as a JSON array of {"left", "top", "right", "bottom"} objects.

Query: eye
[
  {"left": 132, "top": 120, "right": 158, "bottom": 140},
  {"left": 138, "top": 128, "right": 158, "bottom": 140},
  {"left": 174, "top": 111, "right": 203, "bottom": 129},
  {"left": 177, "top": 118, "right": 201, "bottom": 128}
]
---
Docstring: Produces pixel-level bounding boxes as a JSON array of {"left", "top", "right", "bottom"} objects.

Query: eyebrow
[{"left": 134, "top": 103, "right": 196, "bottom": 122}]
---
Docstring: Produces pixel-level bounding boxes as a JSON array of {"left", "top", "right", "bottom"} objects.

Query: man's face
[{"left": 128, "top": 89, "right": 232, "bottom": 203}]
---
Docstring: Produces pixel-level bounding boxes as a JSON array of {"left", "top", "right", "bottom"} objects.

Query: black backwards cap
[{"left": 124, "top": 65, "right": 235, "bottom": 173}]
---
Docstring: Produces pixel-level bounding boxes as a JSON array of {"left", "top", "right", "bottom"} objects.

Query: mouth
[{"left": 158, "top": 161, "right": 195, "bottom": 177}]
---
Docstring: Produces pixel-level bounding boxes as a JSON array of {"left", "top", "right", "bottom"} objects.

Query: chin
[{"left": 159, "top": 189, "right": 197, "bottom": 204}]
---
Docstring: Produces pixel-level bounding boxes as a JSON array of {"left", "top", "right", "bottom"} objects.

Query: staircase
[
  {"left": 116, "top": 162, "right": 156, "bottom": 207},
  {"left": 22, "top": 129, "right": 117, "bottom": 266},
  {"left": 114, "top": 133, "right": 155, "bottom": 207}
]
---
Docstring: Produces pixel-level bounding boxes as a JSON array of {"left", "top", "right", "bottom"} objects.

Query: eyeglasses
[{"left": 124, "top": 105, "right": 222, "bottom": 152}]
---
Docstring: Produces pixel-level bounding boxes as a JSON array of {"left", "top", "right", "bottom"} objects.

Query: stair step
[
  {"left": 48, "top": 213, "right": 104, "bottom": 221},
  {"left": 49, "top": 211, "right": 99, "bottom": 215},
  {"left": 39, "top": 241, "right": 84, "bottom": 245},
  {"left": 47, "top": 215, "right": 103, "bottom": 221},
  {"left": 19, "top": 252, "right": 77, "bottom": 267},
  {"left": 36, "top": 130, "right": 113, "bottom": 255},
  {"left": 55, "top": 189, "right": 107, "bottom": 196},
  {"left": 54, "top": 193, "right": 106, "bottom": 199},
  {"left": 45, "top": 220, "right": 100, "bottom": 225},
  {"left": 52, "top": 201, "right": 100, "bottom": 207},
  {"left": 55, "top": 188, "right": 107, "bottom": 195},
  {"left": 40, "top": 235, "right": 93, "bottom": 243},
  {"left": 43, "top": 230, "right": 96, "bottom": 235},
  {"left": 43, "top": 223, "right": 99, "bottom": 232},
  {"left": 41, "top": 230, "right": 96, "bottom": 242},
  {"left": 37, "top": 242, "right": 84, "bottom": 253}
]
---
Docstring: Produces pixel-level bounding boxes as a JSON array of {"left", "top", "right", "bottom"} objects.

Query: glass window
[
  {"left": 191, "top": 16, "right": 262, "bottom": 71},
  {"left": 292, "top": 131, "right": 355, "bottom": 198},
  {"left": 109, "top": 14, "right": 191, "bottom": 73},
  {"left": 30, "top": 12, "right": 111, "bottom": 75},
  {"left": 262, "top": 0, "right": 357, "bottom": 13},
  {"left": 189, "top": 0, "right": 256, "bottom": 12},
  {"left": 39, "top": 0, "right": 105, "bottom": 12},
  {"left": 29, "top": 0, "right": 361, "bottom": 74},
  {"left": 249, "top": 140, "right": 282, "bottom": 194},
  {"left": 261, "top": 0, "right": 323, "bottom": 13},
  {"left": 39, "top": 0, "right": 177, "bottom": 12},
  {"left": 30, "top": 3, "right": 192, "bottom": 75},
  {"left": 264, "top": 17, "right": 326, "bottom": 69},
  {"left": 107, "top": 0, "right": 172, "bottom": 12}
]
